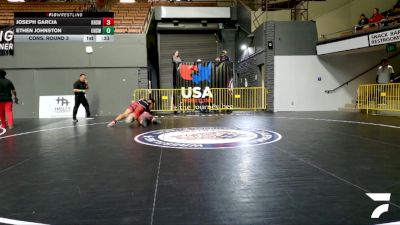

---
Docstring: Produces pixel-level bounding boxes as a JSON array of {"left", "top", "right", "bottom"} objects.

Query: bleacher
[
  {"left": 0, "top": 1, "right": 223, "bottom": 34},
  {"left": 320, "top": 6, "right": 400, "bottom": 41},
  {"left": 111, "top": 3, "right": 151, "bottom": 34},
  {"left": 0, "top": 1, "right": 151, "bottom": 33},
  {"left": 0, "top": 2, "right": 87, "bottom": 26}
]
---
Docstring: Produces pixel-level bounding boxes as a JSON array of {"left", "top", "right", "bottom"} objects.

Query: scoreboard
[{"left": 14, "top": 12, "right": 114, "bottom": 43}]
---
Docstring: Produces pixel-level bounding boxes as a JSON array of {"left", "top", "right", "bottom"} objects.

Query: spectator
[
  {"left": 358, "top": 14, "right": 369, "bottom": 26},
  {"left": 369, "top": 8, "right": 384, "bottom": 25},
  {"left": 0, "top": 70, "right": 17, "bottom": 129},
  {"left": 375, "top": 59, "right": 394, "bottom": 105},
  {"left": 376, "top": 58, "right": 394, "bottom": 84},
  {"left": 171, "top": 51, "right": 182, "bottom": 113},
  {"left": 219, "top": 50, "right": 230, "bottom": 62},
  {"left": 355, "top": 14, "right": 369, "bottom": 31},
  {"left": 172, "top": 51, "right": 182, "bottom": 88}
]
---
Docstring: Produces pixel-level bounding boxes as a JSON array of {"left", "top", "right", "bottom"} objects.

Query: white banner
[
  {"left": 369, "top": 28, "right": 400, "bottom": 46},
  {"left": 39, "top": 95, "right": 85, "bottom": 118},
  {"left": 317, "top": 36, "right": 369, "bottom": 55},
  {"left": 160, "top": 7, "right": 230, "bottom": 19},
  {"left": 0, "top": 27, "right": 14, "bottom": 56}
]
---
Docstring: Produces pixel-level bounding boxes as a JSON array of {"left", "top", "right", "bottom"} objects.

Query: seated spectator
[
  {"left": 358, "top": 14, "right": 369, "bottom": 26},
  {"left": 356, "top": 14, "right": 369, "bottom": 30},
  {"left": 369, "top": 8, "right": 384, "bottom": 25}
]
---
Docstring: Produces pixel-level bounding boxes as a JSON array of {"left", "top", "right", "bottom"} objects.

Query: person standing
[
  {"left": 375, "top": 59, "right": 394, "bottom": 105},
  {"left": 376, "top": 58, "right": 394, "bottom": 84},
  {"left": 0, "top": 70, "right": 17, "bottom": 129},
  {"left": 219, "top": 50, "right": 230, "bottom": 62},
  {"left": 172, "top": 50, "right": 182, "bottom": 88},
  {"left": 72, "top": 73, "right": 91, "bottom": 122},
  {"left": 172, "top": 51, "right": 182, "bottom": 113}
]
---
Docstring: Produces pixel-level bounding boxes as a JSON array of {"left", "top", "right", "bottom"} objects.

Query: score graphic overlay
[{"left": 13, "top": 12, "right": 114, "bottom": 43}]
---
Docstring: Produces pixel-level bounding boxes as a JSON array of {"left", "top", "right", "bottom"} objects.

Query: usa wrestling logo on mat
[{"left": 134, "top": 127, "right": 282, "bottom": 149}]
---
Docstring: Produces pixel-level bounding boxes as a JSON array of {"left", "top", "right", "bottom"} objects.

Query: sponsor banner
[
  {"left": 369, "top": 28, "right": 400, "bottom": 46},
  {"left": 0, "top": 27, "right": 14, "bottom": 56},
  {"left": 39, "top": 95, "right": 85, "bottom": 118}
]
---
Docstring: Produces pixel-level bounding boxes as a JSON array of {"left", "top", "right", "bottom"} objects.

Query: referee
[{"left": 72, "top": 73, "right": 91, "bottom": 122}]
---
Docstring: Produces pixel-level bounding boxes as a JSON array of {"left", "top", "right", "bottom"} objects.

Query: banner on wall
[
  {"left": 39, "top": 95, "right": 85, "bottom": 118},
  {"left": 0, "top": 26, "right": 14, "bottom": 56},
  {"left": 176, "top": 61, "right": 233, "bottom": 89},
  {"left": 369, "top": 28, "right": 400, "bottom": 46}
]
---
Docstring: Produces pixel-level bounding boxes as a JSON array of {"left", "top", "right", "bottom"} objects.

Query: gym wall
[{"left": 0, "top": 34, "right": 147, "bottom": 118}]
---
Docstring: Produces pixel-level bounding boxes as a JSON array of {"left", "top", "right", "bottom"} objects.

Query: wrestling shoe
[{"left": 107, "top": 120, "right": 117, "bottom": 127}]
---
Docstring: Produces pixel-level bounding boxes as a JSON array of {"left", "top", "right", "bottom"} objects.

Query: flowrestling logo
[
  {"left": 134, "top": 127, "right": 282, "bottom": 149},
  {"left": 366, "top": 193, "right": 391, "bottom": 219}
]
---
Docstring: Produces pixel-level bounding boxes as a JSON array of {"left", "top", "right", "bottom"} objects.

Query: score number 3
[{"left": 103, "top": 18, "right": 114, "bottom": 26}]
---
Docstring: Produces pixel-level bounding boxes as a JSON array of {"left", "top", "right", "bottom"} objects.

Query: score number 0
[{"left": 102, "top": 18, "right": 114, "bottom": 35}]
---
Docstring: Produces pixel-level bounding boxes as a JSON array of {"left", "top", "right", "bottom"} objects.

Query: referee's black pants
[{"left": 73, "top": 95, "right": 90, "bottom": 119}]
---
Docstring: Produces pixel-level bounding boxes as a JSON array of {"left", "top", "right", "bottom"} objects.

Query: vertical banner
[
  {"left": 0, "top": 26, "right": 14, "bottom": 56},
  {"left": 174, "top": 61, "right": 233, "bottom": 111},
  {"left": 176, "top": 61, "right": 233, "bottom": 88},
  {"left": 39, "top": 95, "right": 85, "bottom": 118}
]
